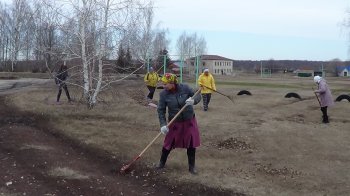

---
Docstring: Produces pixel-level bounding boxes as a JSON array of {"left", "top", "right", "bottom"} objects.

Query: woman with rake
[
  {"left": 198, "top": 68, "right": 216, "bottom": 111},
  {"left": 156, "top": 73, "right": 201, "bottom": 174},
  {"left": 313, "top": 75, "right": 334, "bottom": 123}
]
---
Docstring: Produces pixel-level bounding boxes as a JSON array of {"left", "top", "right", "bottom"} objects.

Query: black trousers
[
  {"left": 146, "top": 85, "right": 156, "bottom": 99},
  {"left": 321, "top": 106, "right": 329, "bottom": 123},
  {"left": 57, "top": 83, "right": 71, "bottom": 102},
  {"left": 201, "top": 93, "right": 212, "bottom": 111},
  {"left": 159, "top": 147, "right": 196, "bottom": 170}
]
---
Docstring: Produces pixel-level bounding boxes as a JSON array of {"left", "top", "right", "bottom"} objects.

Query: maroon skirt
[{"left": 163, "top": 117, "right": 200, "bottom": 150}]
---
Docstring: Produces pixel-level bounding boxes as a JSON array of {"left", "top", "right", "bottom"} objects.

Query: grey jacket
[
  {"left": 315, "top": 79, "right": 334, "bottom": 107},
  {"left": 157, "top": 83, "right": 201, "bottom": 127}
]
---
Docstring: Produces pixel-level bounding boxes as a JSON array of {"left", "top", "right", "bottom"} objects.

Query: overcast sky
[{"left": 153, "top": 0, "right": 350, "bottom": 61}]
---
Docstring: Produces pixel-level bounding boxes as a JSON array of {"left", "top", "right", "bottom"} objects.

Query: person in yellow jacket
[
  {"left": 144, "top": 67, "right": 159, "bottom": 101},
  {"left": 198, "top": 68, "right": 216, "bottom": 111}
]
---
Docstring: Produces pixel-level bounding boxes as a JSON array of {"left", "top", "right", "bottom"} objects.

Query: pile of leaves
[
  {"left": 255, "top": 163, "right": 302, "bottom": 178},
  {"left": 216, "top": 137, "right": 252, "bottom": 151}
]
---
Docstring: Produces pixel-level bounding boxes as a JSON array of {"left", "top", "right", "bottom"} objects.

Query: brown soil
[{"left": 0, "top": 90, "right": 243, "bottom": 195}]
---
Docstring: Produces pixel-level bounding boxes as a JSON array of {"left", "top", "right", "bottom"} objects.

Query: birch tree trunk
[
  {"left": 79, "top": 1, "right": 90, "bottom": 106},
  {"left": 91, "top": 0, "right": 110, "bottom": 107}
]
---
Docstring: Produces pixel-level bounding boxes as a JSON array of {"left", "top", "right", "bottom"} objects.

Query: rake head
[
  {"left": 120, "top": 156, "right": 140, "bottom": 174},
  {"left": 226, "top": 95, "right": 235, "bottom": 103}
]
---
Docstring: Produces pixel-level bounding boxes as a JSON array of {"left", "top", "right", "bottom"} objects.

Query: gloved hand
[
  {"left": 160, "top": 126, "right": 169, "bottom": 135},
  {"left": 185, "top": 97, "right": 194, "bottom": 106}
]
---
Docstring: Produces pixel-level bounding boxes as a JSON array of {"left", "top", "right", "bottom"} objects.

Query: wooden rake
[
  {"left": 312, "top": 87, "right": 321, "bottom": 107},
  {"left": 200, "top": 84, "right": 234, "bottom": 103},
  {"left": 120, "top": 88, "right": 202, "bottom": 173}
]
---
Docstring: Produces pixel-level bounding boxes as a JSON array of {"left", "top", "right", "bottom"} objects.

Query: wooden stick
[
  {"left": 200, "top": 84, "right": 234, "bottom": 103},
  {"left": 312, "top": 87, "right": 321, "bottom": 107}
]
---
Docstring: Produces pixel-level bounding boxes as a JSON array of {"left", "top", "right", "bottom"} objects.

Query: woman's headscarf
[
  {"left": 161, "top": 73, "right": 178, "bottom": 84},
  {"left": 314, "top": 75, "right": 321, "bottom": 84}
]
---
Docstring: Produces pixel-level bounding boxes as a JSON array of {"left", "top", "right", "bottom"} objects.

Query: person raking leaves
[{"left": 156, "top": 73, "right": 201, "bottom": 174}]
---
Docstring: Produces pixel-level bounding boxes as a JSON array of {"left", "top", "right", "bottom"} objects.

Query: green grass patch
[
  {"left": 217, "top": 81, "right": 304, "bottom": 89},
  {"left": 184, "top": 79, "right": 309, "bottom": 89}
]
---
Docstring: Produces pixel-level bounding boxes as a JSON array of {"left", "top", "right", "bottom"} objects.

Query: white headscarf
[{"left": 313, "top": 75, "right": 321, "bottom": 83}]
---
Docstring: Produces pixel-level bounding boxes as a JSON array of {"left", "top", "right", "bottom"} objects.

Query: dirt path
[
  {"left": 0, "top": 78, "right": 49, "bottom": 95},
  {"left": 0, "top": 96, "right": 180, "bottom": 195},
  {"left": 0, "top": 80, "right": 240, "bottom": 196}
]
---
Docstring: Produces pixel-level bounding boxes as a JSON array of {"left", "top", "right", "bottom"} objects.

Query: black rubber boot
[
  {"left": 156, "top": 147, "right": 170, "bottom": 170},
  {"left": 187, "top": 148, "right": 198, "bottom": 175},
  {"left": 323, "top": 115, "right": 329, "bottom": 124}
]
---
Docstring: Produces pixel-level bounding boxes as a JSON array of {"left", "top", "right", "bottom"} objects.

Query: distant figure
[
  {"left": 313, "top": 76, "right": 334, "bottom": 123},
  {"left": 197, "top": 68, "right": 216, "bottom": 111},
  {"left": 144, "top": 67, "right": 159, "bottom": 101},
  {"left": 55, "top": 64, "right": 71, "bottom": 103}
]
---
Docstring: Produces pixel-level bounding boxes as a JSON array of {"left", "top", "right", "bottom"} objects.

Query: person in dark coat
[
  {"left": 313, "top": 75, "right": 334, "bottom": 123},
  {"left": 156, "top": 73, "right": 201, "bottom": 174},
  {"left": 55, "top": 64, "right": 71, "bottom": 103}
]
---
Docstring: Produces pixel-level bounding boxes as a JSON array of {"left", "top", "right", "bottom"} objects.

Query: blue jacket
[{"left": 157, "top": 83, "right": 201, "bottom": 127}]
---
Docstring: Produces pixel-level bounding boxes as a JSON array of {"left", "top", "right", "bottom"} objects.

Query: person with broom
[
  {"left": 156, "top": 73, "right": 201, "bottom": 174},
  {"left": 198, "top": 68, "right": 216, "bottom": 111},
  {"left": 313, "top": 75, "right": 334, "bottom": 123}
]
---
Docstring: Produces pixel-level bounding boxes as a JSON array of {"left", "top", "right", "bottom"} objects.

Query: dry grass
[
  {"left": 48, "top": 167, "right": 89, "bottom": 179},
  {"left": 8, "top": 74, "right": 350, "bottom": 196},
  {"left": 20, "top": 144, "right": 53, "bottom": 151}
]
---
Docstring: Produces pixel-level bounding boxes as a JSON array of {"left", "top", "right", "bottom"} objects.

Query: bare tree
[
  {"left": 0, "top": 2, "right": 9, "bottom": 63},
  {"left": 152, "top": 27, "right": 170, "bottom": 59},
  {"left": 327, "top": 58, "right": 343, "bottom": 75},
  {"left": 32, "top": 0, "right": 62, "bottom": 70},
  {"left": 120, "top": 2, "right": 160, "bottom": 63},
  {"left": 1, "top": 0, "right": 157, "bottom": 107},
  {"left": 176, "top": 31, "right": 207, "bottom": 59},
  {"left": 6, "top": 0, "right": 33, "bottom": 71},
  {"left": 38, "top": 0, "right": 153, "bottom": 108},
  {"left": 136, "top": 2, "right": 155, "bottom": 61}
]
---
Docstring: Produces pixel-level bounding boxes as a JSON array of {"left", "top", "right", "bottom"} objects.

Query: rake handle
[
  {"left": 200, "top": 84, "right": 233, "bottom": 102},
  {"left": 200, "top": 84, "right": 221, "bottom": 95},
  {"left": 312, "top": 87, "right": 321, "bottom": 107}
]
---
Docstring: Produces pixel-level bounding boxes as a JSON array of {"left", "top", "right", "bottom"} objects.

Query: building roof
[
  {"left": 337, "top": 65, "right": 350, "bottom": 72},
  {"left": 188, "top": 55, "right": 233, "bottom": 61}
]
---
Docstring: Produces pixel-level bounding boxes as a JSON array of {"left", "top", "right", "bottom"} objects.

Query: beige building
[{"left": 186, "top": 55, "right": 234, "bottom": 75}]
